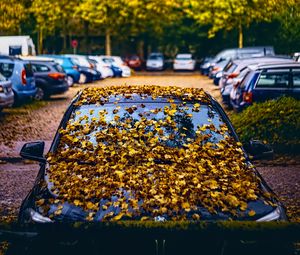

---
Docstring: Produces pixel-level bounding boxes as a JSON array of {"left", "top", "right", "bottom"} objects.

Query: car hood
[{"left": 36, "top": 178, "right": 276, "bottom": 222}]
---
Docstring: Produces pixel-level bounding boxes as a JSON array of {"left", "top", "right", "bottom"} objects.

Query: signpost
[{"left": 71, "top": 39, "right": 78, "bottom": 54}]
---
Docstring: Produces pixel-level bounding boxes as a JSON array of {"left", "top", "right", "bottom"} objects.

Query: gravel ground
[{"left": 0, "top": 73, "right": 299, "bottom": 223}]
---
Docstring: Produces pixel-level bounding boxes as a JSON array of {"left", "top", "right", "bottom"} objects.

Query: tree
[
  {"left": 76, "top": 0, "right": 182, "bottom": 56},
  {"left": 76, "top": 0, "right": 132, "bottom": 55},
  {"left": 30, "top": 0, "right": 80, "bottom": 54},
  {"left": 0, "top": 0, "right": 26, "bottom": 34},
  {"left": 275, "top": 0, "right": 300, "bottom": 53},
  {"left": 184, "top": 0, "right": 283, "bottom": 48}
]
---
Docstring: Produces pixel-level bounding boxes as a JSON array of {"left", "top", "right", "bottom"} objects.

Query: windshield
[
  {"left": 59, "top": 102, "right": 228, "bottom": 153},
  {"left": 149, "top": 55, "right": 163, "bottom": 60}
]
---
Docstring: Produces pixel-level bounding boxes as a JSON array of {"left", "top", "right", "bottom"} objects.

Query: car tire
[
  {"left": 67, "top": 75, "right": 74, "bottom": 87},
  {"left": 35, "top": 87, "right": 45, "bottom": 101},
  {"left": 79, "top": 73, "right": 87, "bottom": 84}
]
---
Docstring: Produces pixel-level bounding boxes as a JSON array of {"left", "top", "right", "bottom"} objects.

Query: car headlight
[
  {"left": 216, "top": 72, "right": 223, "bottom": 78},
  {"left": 202, "top": 63, "right": 210, "bottom": 68},
  {"left": 0, "top": 86, "right": 4, "bottom": 93},
  {"left": 26, "top": 208, "right": 53, "bottom": 223},
  {"left": 256, "top": 207, "right": 286, "bottom": 222}
]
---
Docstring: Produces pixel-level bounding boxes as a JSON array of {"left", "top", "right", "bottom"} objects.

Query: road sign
[{"left": 71, "top": 40, "right": 78, "bottom": 48}]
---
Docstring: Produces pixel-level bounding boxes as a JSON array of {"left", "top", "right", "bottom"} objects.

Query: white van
[{"left": 0, "top": 36, "right": 36, "bottom": 56}]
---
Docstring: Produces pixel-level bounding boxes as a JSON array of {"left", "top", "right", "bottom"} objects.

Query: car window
[
  {"left": 256, "top": 71, "right": 289, "bottom": 88},
  {"left": 102, "top": 58, "right": 114, "bottom": 64},
  {"left": 227, "top": 63, "right": 237, "bottom": 73},
  {"left": 53, "top": 64, "right": 64, "bottom": 73},
  {"left": 0, "top": 72, "right": 6, "bottom": 81},
  {"left": 24, "top": 63, "right": 34, "bottom": 77},
  {"left": 240, "top": 71, "right": 257, "bottom": 89},
  {"left": 66, "top": 102, "right": 227, "bottom": 149},
  {"left": 32, "top": 64, "right": 50, "bottom": 72},
  {"left": 0, "top": 62, "right": 14, "bottom": 78},
  {"left": 292, "top": 71, "right": 300, "bottom": 87}
]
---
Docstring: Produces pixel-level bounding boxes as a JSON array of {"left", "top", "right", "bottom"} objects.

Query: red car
[{"left": 126, "top": 55, "right": 143, "bottom": 70}]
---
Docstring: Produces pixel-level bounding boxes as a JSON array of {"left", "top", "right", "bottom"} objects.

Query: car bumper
[
  {"left": 0, "top": 91, "right": 14, "bottom": 108},
  {"left": 146, "top": 66, "right": 164, "bottom": 71},
  {"left": 121, "top": 68, "right": 131, "bottom": 77},
  {"left": 173, "top": 64, "right": 195, "bottom": 70},
  {"left": 15, "top": 88, "right": 37, "bottom": 100},
  {"left": 46, "top": 82, "right": 69, "bottom": 95}
]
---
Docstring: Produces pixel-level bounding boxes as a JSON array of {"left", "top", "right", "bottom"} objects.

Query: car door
[
  {"left": 31, "top": 63, "right": 51, "bottom": 87},
  {"left": 291, "top": 68, "right": 300, "bottom": 99},
  {"left": 252, "top": 68, "right": 291, "bottom": 102}
]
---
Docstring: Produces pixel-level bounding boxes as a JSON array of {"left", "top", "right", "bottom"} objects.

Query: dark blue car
[
  {"left": 230, "top": 62, "right": 300, "bottom": 111},
  {"left": 41, "top": 55, "right": 80, "bottom": 86}
]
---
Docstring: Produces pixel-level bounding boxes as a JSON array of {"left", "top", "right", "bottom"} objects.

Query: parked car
[
  {"left": 173, "top": 53, "right": 196, "bottom": 71},
  {"left": 99, "top": 56, "right": 131, "bottom": 77},
  {"left": 88, "top": 56, "right": 114, "bottom": 79},
  {"left": 146, "top": 53, "right": 165, "bottom": 71},
  {"left": 0, "top": 72, "right": 14, "bottom": 111},
  {"left": 42, "top": 55, "right": 81, "bottom": 86},
  {"left": 22, "top": 58, "right": 69, "bottom": 100},
  {"left": 64, "top": 55, "right": 101, "bottom": 83},
  {"left": 230, "top": 62, "right": 300, "bottom": 111},
  {"left": 126, "top": 55, "right": 143, "bottom": 70},
  {"left": 200, "top": 57, "right": 214, "bottom": 75},
  {"left": 220, "top": 57, "right": 294, "bottom": 106},
  {"left": 0, "top": 56, "right": 36, "bottom": 103},
  {"left": 206, "top": 47, "right": 275, "bottom": 74},
  {"left": 19, "top": 86, "right": 286, "bottom": 226},
  {"left": 208, "top": 59, "right": 229, "bottom": 79}
]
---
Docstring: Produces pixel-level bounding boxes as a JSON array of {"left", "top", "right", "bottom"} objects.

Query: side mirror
[
  {"left": 244, "top": 139, "right": 273, "bottom": 160},
  {"left": 20, "top": 141, "right": 46, "bottom": 163}
]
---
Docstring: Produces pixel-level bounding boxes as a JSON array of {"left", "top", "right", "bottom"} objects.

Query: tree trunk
[
  {"left": 105, "top": 30, "right": 111, "bottom": 56},
  {"left": 62, "top": 19, "right": 67, "bottom": 53},
  {"left": 38, "top": 27, "right": 43, "bottom": 55},
  {"left": 137, "top": 40, "right": 144, "bottom": 60},
  {"left": 84, "top": 21, "right": 90, "bottom": 54},
  {"left": 238, "top": 23, "right": 243, "bottom": 48}
]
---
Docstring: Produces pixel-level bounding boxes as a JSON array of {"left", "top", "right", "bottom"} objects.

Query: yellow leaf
[
  {"left": 248, "top": 210, "right": 256, "bottom": 217},
  {"left": 112, "top": 213, "right": 124, "bottom": 221}
]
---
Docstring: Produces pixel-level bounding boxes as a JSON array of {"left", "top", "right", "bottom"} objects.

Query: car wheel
[
  {"left": 79, "top": 73, "right": 87, "bottom": 84},
  {"left": 67, "top": 75, "right": 74, "bottom": 86},
  {"left": 35, "top": 87, "right": 45, "bottom": 101}
]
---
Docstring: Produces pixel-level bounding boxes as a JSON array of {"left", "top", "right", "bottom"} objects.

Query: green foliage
[{"left": 231, "top": 97, "right": 300, "bottom": 153}]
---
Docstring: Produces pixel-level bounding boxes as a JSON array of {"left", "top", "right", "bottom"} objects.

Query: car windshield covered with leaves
[{"left": 19, "top": 85, "right": 286, "bottom": 223}]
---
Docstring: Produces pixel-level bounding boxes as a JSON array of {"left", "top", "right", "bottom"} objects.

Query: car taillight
[
  {"left": 213, "top": 67, "right": 220, "bottom": 72},
  {"left": 21, "top": 69, "right": 27, "bottom": 85},
  {"left": 228, "top": 72, "right": 238, "bottom": 79},
  {"left": 90, "top": 63, "right": 95, "bottom": 69},
  {"left": 243, "top": 91, "right": 253, "bottom": 103},
  {"left": 48, "top": 73, "right": 66, "bottom": 80},
  {"left": 72, "top": 65, "right": 79, "bottom": 70}
]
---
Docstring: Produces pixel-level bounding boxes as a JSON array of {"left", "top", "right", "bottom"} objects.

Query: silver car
[
  {"left": 0, "top": 72, "right": 14, "bottom": 111},
  {"left": 146, "top": 53, "right": 165, "bottom": 71}
]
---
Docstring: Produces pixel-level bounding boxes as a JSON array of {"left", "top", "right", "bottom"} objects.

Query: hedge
[{"left": 230, "top": 97, "right": 300, "bottom": 153}]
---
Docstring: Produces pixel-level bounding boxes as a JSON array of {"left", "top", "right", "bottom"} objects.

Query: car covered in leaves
[{"left": 19, "top": 85, "right": 287, "bottom": 223}]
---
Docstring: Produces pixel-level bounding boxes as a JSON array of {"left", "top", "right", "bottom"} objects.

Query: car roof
[
  {"left": 20, "top": 56, "right": 54, "bottom": 62},
  {"left": 176, "top": 54, "right": 192, "bottom": 58},
  {"left": 254, "top": 62, "right": 300, "bottom": 70},
  {"left": 232, "top": 56, "right": 292, "bottom": 65}
]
